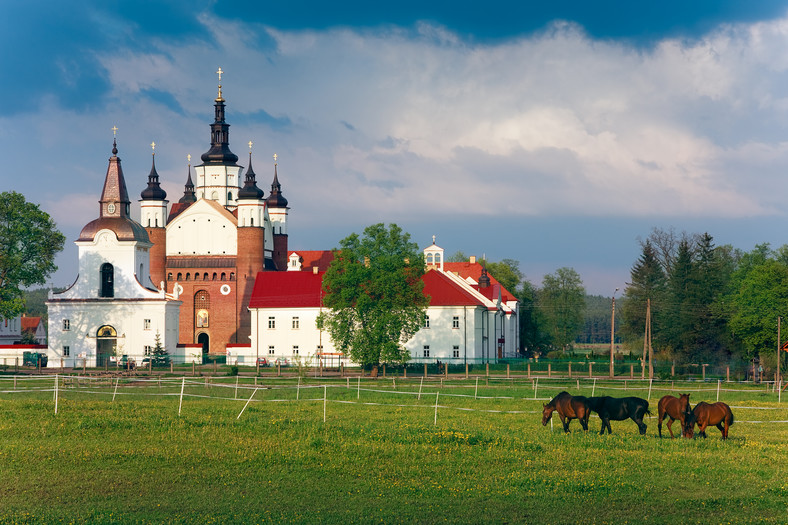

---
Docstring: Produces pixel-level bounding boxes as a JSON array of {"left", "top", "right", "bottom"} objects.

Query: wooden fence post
[
  {"left": 568, "top": 362, "right": 572, "bottom": 379},
  {"left": 548, "top": 363, "right": 552, "bottom": 377},
  {"left": 507, "top": 364, "right": 510, "bottom": 378},
  {"left": 424, "top": 363, "right": 427, "bottom": 378},
  {"left": 726, "top": 366, "right": 730, "bottom": 382},
  {"left": 630, "top": 365, "right": 634, "bottom": 379},
  {"left": 589, "top": 362, "right": 592, "bottom": 378},
  {"left": 382, "top": 364, "right": 386, "bottom": 378},
  {"left": 486, "top": 363, "right": 489, "bottom": 377},
  {"left": 465, "top": 363, "right": 469, "bottom": 379}
]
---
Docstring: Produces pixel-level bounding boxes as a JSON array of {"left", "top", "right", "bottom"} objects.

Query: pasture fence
[{"left": 2, "top": 374, "right": 788, "bottom": 427}]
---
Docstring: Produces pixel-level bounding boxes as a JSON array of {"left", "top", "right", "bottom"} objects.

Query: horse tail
[
  {"left": 644, "top": 408, "right": 652, "bottom": 417},
  {"left": 729, "top": 410, "right": 735, "bottom": 426}
]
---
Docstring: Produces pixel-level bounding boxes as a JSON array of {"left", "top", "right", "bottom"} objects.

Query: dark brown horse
[
  {"left": 587, "top": 396, "right": 651, "bottom": 435},
  {"left": 685, "top": 401, "right": 734, "bottom": 439},
  {"left": 542, "top": 391, "right": 590, "bottom": 433},
  {"left": 657, "top": 394, "right": 692, "bottom": 438}
]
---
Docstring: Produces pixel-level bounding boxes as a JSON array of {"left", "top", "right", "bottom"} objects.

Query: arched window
[
  {"left": 177, "top": 273, "right": 182, "bottom": 281},
  {"left": 228, "top": 191, "right": 233, "bottom": 202},
  {"left": 195, "top": 290, "right": 210, "bottom": 328},
  {"left": 212, "top": 273, "right": 218, "bottom": 281},
  {"left": 194, "top": 273, "right": 200, "bottom": 281},
  {"left": 100, "top": 263, "right": 114, "bottom": 298},
  {"left": 229, "top": 272, "right": 235, "bottom": 281},
  {"left": 203, "top": 273, "right": 209, "bottom": 280},
  {"left": 167, "top": 273, "right": 172, "bottom": 281},
  {"left": 221, "top": 272, "right": 226, "bottom": 280},
  {"left": 251, "top": 217, "right": 254, "bottom": 226}
]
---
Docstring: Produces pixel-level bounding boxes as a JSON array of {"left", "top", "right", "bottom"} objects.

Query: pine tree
[{"left": 620, "top": 241, "right": 667, "bottom": 344}]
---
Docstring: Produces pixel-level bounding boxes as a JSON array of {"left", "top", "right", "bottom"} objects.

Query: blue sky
[{"left": 4, "top": 1, "right": 788, "bottom": 295}]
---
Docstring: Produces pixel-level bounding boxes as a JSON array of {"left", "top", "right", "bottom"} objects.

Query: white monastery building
[{"left": 240, "top": 241, "right": 519, "bottom": 367}]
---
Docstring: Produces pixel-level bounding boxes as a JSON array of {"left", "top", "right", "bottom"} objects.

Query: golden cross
[
  {"left": 151, "top": 141, "right": 156, "bottom": 152},
  {"left": 112, "top": 125, "right": 118, "bottom": 136},
  {"left": 273, "top": 153, "right": 278, "bottom": 164},
  {"left": 187, "top": 154, "right": 191, "bottom": 164},
  {"left": 248, "top": 140, "right": 253, "bottom": 152},
  {"left": 216, "top": 67, "right": 223, "bottom": 82}
]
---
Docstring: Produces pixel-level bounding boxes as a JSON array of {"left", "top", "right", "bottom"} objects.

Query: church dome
[
  {"left": 78, "top": 216, "right": 150, "bottom": 243},
  {"left": 140, "top": 155, "right": 167, "bottom": 200},
  {"left": 266, "top": 164, "right": 288, "bottom": 208},
  {"left": 238, "top": 152, "right": 264, "bottom": 200}
]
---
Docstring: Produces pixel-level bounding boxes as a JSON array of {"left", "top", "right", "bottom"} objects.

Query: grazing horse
[
  {"left": 542, "top": 391, "right": 590, "bottom": 433},
  {"left": 657, "top": 394, "right": 692, "bottom": 438},
  {"left": 587, "top": 396, "right": 651, "bottom": 435},
  {"left": 685, "top": 402, "right": 734, "bottom": 440}
]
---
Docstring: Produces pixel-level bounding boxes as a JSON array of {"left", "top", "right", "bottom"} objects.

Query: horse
[
  {"left": 542, "top": 391, "right": 590, "bottom": 433},
  {"left": 685, "top": 401, "right": 734, "bottom": 439},
  {"left": 657, "top": 394, "right": 692, "bottom": 438},
  {"left": 586, "top": 396, "right": 651, "bottom": 435}
]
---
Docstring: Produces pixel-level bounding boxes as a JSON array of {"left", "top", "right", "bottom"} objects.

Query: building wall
[
  {"left": 165, "top": 201, "right": 237, "bottom": 256},
  {"left": 46, "top": 299, "right": 180, "bottom": 367},
  {"left": 248, "top": 306, "right": 338, "bottom": 366}
]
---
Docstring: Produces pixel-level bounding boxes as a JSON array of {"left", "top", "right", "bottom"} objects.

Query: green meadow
[{"left": 1, "top": 375, "right": 787, "bottom": 524}]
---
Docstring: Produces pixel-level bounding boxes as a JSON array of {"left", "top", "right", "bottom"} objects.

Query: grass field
[{"left": 1, "top": 375, "right": 787, "bottom": 524}]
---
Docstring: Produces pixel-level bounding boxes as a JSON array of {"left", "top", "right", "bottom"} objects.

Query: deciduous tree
[
  {"left": 539, "top": 267, "right": 586, "bottom": 350},
  {"left": 318, "top": 223, "right": 428, "bottom": 368},
  {"left": 0, "top": 192, "right": 65, "bottom": 319}
]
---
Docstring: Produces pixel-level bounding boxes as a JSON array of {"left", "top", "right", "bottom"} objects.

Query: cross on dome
[
  {"left": 248, "top": 140, "right": 253, "bottom": 152},
  {"left": 111, "top": 125, "right": 118, "bottom": 136},
  {"left": 273, "top": 153, "right": 278, "bottom": 164}
]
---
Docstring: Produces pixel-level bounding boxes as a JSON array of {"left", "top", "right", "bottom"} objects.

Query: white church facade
[{"left": 46, "top": 139, "right": 182, "bottom": 368}]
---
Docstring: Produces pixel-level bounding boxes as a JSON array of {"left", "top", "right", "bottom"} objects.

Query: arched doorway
[
  {"left": 197, "top": 333, "right": 209, "bottom": 364},
  {"left": 96, "top": 325, "right": 117, "bottom": 367}
]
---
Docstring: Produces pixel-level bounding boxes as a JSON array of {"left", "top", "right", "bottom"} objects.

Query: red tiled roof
[
  {"left": 422, "top": 270, "right": 486, "bottom": 306},
  {"left": 21, "top": 317, "right": 41, "bottom": 333},
  {"left": 443, "top": 262, "right": 518, "bottom": 302},
  {"left": 288, "top": 250, "right": 334, "bottom": 271},
  {"left": 249, "top": 271, "right": 325, "bottom": 308},
  {"left": 249, "top": 268, "right": 486, "bottom": 310}
]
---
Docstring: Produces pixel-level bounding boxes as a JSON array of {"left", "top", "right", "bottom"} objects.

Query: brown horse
[
  {"left": 657, "top": 394, "right": 692, "bottom": 438},
  {"left": 542, "top": 391, "right": 590, "bottom": 433},
  {"left": 685, "top": 401, "right": 734, "bottom": 439}
]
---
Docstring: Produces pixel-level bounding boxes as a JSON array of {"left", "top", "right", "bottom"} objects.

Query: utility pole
[
  {"left": 610, "top": 288, "right": 619, "bottom": 379},
  {"left": 647, "top": 298, "right": 653, "bottom": 379},
  {"left": 778, "top": 316, "right": 782, "bottom": 387}
]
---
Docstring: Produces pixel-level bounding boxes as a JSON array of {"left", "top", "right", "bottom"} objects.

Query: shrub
[{"left": 228, "top": 365, "right": 239, "bottom": 376}]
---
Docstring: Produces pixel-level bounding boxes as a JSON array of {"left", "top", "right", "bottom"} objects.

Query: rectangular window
[
  {"left": 62, "top": 319, "right": 70, "bottom": 331},
  {"left": 63, "top": 346, "right": 70, "bottom": 357},
  {"left": 453, "top": 345, "right": 460, "bottom": 358},
  {"left": 452, "top": 316, "right": 460, "bottom": 329},
  {"left": 292, "top": 317, "right": 300, "bottom": 329},
  {"left": 268, "top": 345, "right": 275, "bottom": 355},
  {"left": 268, "top": 317, "right": 276, "bottom": 329},
  {"left": 293, "top": 345, "right": 299, "bottom": 355},
  {"left": 423, "top": 345, "right": 430, "bottom": 358},
  {"left": 144, "top": 346, "right": 152, "bottom": 356},
  {"left": 424, "top": 315, "right": 430, "bottom": 329},
  {"left": 143, "top": 319, "right": 151, "bottom": 330}
]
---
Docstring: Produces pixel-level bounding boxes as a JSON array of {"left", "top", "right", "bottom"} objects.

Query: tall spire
[
  {"left": 200, "top": 67, "right": 238, "bottom": 165},
  {"left": 179, "top": 155, "right": 197, "bottom": 204},
  {"left": 100, "top": 138, "right": 131, "bottom": 219},
  {"left": 266, "top": 154, "right": 288, "bottom": 208},
  {"left": 140, "top": 141, "right": 167, "bottom": 200},
  {"left": 238, "top": 144, "right": 264, "bottom": 200}
]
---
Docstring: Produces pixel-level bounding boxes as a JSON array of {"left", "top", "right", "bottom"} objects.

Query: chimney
[
  {"left": 469, "top": 256, "right": 476, "bottom": 264},
  {"left": 313, "top": 266, "right": 319, "bottom": 274}
]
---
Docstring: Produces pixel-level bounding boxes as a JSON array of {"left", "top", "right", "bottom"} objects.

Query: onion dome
[
  {"left": 238, "top": 151, "right": 264, "bottom": 200},
  {"left": 79, "top": 139, "right": 149, "bottom": 243},
  {"left": 140, "top": 151, "right": 167, "bottom": 200},
  {"left": 478, "top": 264, "right": 491, "bottom": 288},
  {"left": 179, "top": 161, "right": 197, "bottom": 204},
  {"left": 266, "top": 163, "right": 288, "bottom": 208}
]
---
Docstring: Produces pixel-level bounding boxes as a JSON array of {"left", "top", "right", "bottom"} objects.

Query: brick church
[
  {"left": 141, "top": 76, "right": 289, "bottom": 357},
  {"left": 47, "top": 72, "right": 288, "bottom": 366}
]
